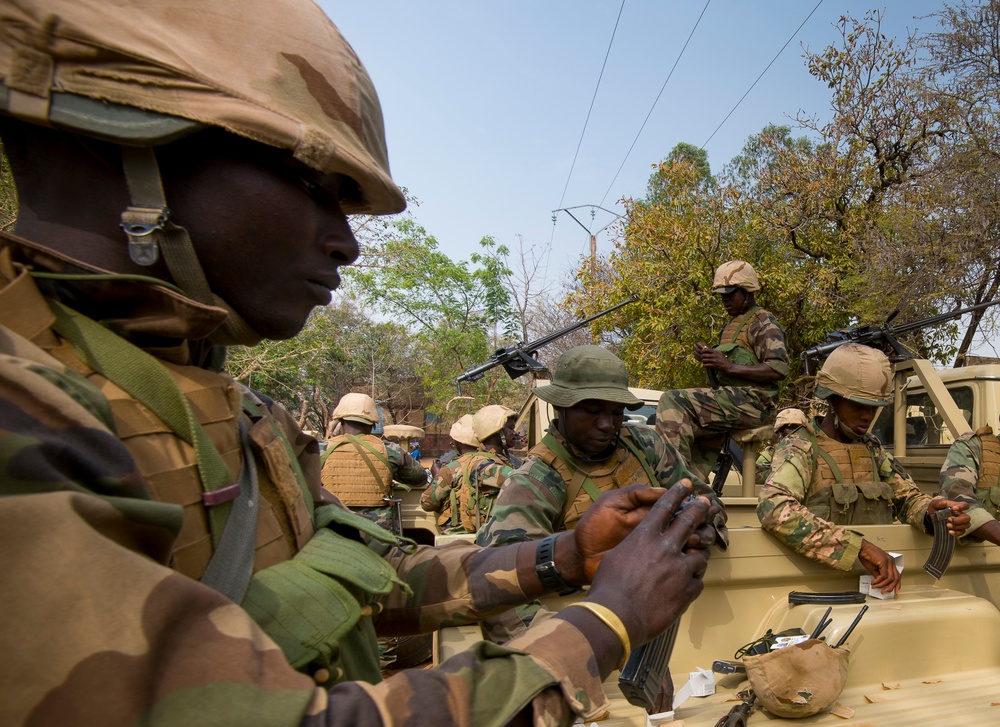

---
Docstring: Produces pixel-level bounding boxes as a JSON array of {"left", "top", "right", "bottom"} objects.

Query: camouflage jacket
[
  {"left": 757, "top": 421, "right": 932, "bottom": 571},
  {"left": 421, "top": 449, "right": 514, "bottom": 533},
  {"left": 477, "top": 422, "right": 728, "bottom": 547},
  {"left": 939, "top": 428, "right": 999, "bottom": 539},
  {"left": 0, "top": 235, "right": 615, "bottom": 727},
  {"left": 716, "top": 307, "right": 789, "bottom": 397},
  {"left": 420, "top": 456, "right": 465, "bottom": 530}
]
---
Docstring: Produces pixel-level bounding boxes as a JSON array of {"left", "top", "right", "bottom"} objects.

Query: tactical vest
[
  {"left": 0, "top": 252, "right": 397, "bottom": 686},
  {"left": 802, "top": 431, "right": 894, "bottom": 525},
  {"left": 455, "top": 450, "right": 510, "bottom": 532},
  {"left": 321, "top": 434, "right": 393, "bottom": 506},
  {"left": 529, "top": 428, "right": 658, "bottom": 531},
  {"left": 713, "top": 305, "right": 762, "bottom": 388},
  {"left": 975, "top": 428, "right": 1000, "bottom": 519}
]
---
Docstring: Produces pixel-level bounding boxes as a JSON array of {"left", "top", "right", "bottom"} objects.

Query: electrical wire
[
  {"left": 557, "top": 0, "right": 627, "bottom": 211},
  {"left": 598, "top": 0, "right": 711, "bottom": 208},
  {"left": 700, "top": 0, "right": 825, "bottom": 149}
]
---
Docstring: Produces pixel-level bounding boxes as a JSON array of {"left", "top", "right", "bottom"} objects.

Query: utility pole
[{"left": 551, "top": 205, "right": 621, "bottom": 273}]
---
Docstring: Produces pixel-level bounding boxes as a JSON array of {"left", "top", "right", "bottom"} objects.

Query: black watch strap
[{"left": 534, "top": 534, "right": 580, "bottom": 596}]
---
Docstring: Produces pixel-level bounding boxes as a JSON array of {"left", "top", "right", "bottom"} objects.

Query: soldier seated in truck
[
  {"left": 420, "top": 414, "right": 481, "bottom": 534},
  {"left": 657, "top": 261, "right": 789, "bottom": 480},
  {"left": 757, "top": 344, "right": 970, "bottom": 595},
  {"left": 939, "top": 425, "right": 1000, "bottom": 548}
]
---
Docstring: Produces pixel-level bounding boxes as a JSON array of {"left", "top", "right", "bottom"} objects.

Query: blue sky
[{"left": 324, "top": 1, "right": 950, "bottom": 287}]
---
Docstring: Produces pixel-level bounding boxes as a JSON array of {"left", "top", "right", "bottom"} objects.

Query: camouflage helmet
[
  {"left": 450, "top": 414, "right": 481, "bottom": 448},
  {"left": 472, "top": 405, "right": 516, "bottom": 442},
  {"left": 535, "top": 345, "right": 643, "bottom": 410},
  {"left": 712, "top": 260, "right": 761, "bottom": 293},
  {"left": 815, "top": 344, "right": 892, "bottom": 407},
  {"left": 773, "top": 408, "right": 809, "bottom": 432},
  {"left": 0, "top": 0, "right": 403, "bottom": 216},
  {"left": 332, "top": 393, "right": 379, "bottom": 425}
]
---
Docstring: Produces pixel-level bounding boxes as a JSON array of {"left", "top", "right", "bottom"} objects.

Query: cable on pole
[
  {"left": 598, "top": 0, "right": 712, "bottom": 208},
  {"left": 700, "top": 0, "right": 825, "bottom": 149}
]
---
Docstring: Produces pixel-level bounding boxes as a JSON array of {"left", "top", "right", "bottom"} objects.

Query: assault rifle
[
  {"left": 713, "top": 689, "right": 756, "bottom": 727},
  {"left": 455, "top": 295, "right": 639, "bottom": 395},
  {"left": 801, "top": 298, "right": 1000, "bottom": 373}
]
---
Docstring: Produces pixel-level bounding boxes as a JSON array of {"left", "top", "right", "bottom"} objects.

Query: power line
[
  {"left": 598, "top": 0, "right": 711, "bottom": 208},
  {"left": 701, "top": 0, "right": 825, "bottom": 150},
  {"left": 556, "top": 0, "right": 626, "bottom": 211}
]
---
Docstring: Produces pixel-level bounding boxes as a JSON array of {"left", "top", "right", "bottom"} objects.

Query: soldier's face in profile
[
  {"left": 719, "top": 289, "right": 748, "bottom": 317},
  {"left": 562, "top": 400, "right": 626, "bottom": 454},
  {"left": 831, "top": 396, "right": 877, "bottom": 437}
]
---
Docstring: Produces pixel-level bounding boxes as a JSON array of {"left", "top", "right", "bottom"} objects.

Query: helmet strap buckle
[{"left": 121, "top": 205, "right": 168, "bottom": 266}]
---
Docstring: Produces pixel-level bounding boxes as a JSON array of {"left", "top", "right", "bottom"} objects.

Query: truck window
[{"left": 870, "top": 386, "right": 974, "bottom": 447}]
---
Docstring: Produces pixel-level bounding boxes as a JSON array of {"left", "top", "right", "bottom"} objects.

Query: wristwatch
[{"left": 534, "top": 534, "right": 581, "bottom": 596}]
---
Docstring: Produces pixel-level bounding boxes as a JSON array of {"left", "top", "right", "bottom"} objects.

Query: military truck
[{"left": 418, "top": 360, "right": 1000, "bottom": 726}]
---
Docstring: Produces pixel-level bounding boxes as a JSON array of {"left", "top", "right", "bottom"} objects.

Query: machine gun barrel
[
  {"left": 802, "top": 297, "right": 1000, "bottom": 370},
  {"left": 455, "top": 294, "right": 639, "bottom": 392}
]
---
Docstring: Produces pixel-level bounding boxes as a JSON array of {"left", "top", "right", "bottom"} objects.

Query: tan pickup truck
[{"left": 404, "top": 363, "right": 1000, "bottom": 726}]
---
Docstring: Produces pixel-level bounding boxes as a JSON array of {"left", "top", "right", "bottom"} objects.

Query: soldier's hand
[
  {"left": 694, "top": 342, "right": 710, "bottom": 361},
  {"left": 582, "top": 483, "right": 714, "bottom": 646},
  {"left": 573, "top": 484, "right": 714, "bottom": 582},
  {"left": 859, "top": 538, "right": 901, "bottom": 595},
  {"left": 698, "top": 347, "right": 731, "bottom": 372},
  {"left": 928, "top": 497, "right": 971, "bottom": 537}
]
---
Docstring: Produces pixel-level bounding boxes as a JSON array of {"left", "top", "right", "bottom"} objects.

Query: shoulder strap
[
  {"left": 346, "top": 434, "right": 391, "bottom": 494},
  {"left": 540, "top": 434, "right": 603, "bottom": 506},
  {"left": 619, "top": 428, "right": 659, "bottom": 487},
  {"left": 48, "top": 298, "right": 234, "bottom": 548},
  {"left": 805, "top": 429, "right": 845, "bottom": 484}
]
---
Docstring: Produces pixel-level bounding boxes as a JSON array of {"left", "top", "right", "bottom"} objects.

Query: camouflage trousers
[{"left": 656, "top": 385, "right": 776, "bottom": 480}]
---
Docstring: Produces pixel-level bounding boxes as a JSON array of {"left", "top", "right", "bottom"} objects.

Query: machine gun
[
  {"left": 801, "top": 298, "right": 1000, "bottom": 373},
  {"left": 455, "top": 295, "right": 639, "bottom": 395}
]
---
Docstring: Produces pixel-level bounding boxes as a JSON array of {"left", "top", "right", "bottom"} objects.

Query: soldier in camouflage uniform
[
  {"left": 321, "top": 393, "right": 426, "bottom": 533},
  {"left": 478, "top": 346, "right": 728, "bottom": 642},
  {"left": 939, "top": 426, "right": 1000, "bottom": 547},
  {"left": 0, "top": 2, "right": 724, "bottom": 724},
  {"left": 758, "top": 344, "right": 969, "bottom": 595},
  {"left": 657, "top": 261, "right": 789, "bottom": 480},
  {"left": 755, "top": 407, "right": 810, "bottom": 482},
  {"left": 420, "top": 414, "right": 482, "bottom": 533}
]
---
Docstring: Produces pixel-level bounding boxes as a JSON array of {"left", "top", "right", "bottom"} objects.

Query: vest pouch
[
  {"left": 853, "top": 480, "right": 894, "bottom": 525},
  {"left": 830, "top": 482, "right": 859, "bottom": 520},
  {"left": 713, "top": 342, "right": 758, "bottom": 387},
  {"left": 242, "top": 527, "right": 407, "bottom": 674},
  {"left": 744, "top": 639, "right": 850, "bottom": 718},
  {"left": 988, "top": 485, "right": 1000, "bottom": 508}
]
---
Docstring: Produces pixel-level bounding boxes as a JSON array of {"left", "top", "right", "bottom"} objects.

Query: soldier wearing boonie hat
[
  {"left": 476, "top": 346, "right": 728, "bottom": 648},
  {"left": 0, "top": 1, "right": 726, "bottom": 723},
  {"left": 758, "top": 344, "right": 969, "bottom": 595},
  {"left": 657, "top": 260, "right": 790, "bottom": 480}
]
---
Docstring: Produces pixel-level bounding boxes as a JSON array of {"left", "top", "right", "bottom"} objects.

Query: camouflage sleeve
[
  {"left": 631, "top": 424, "right": 729, "bottom": 548},
  {"left": 475, "top": 457, "right": 565, "bottom": 547},
  {"left": 386, "top": 441, "right": 428, "bottom": 486},
  {"left": 939, "top": 435, "right": 996, "bottom": 535},
  {"left": 756, "top": 434, "right": 864, "bottom": 571},
  {"left": 469, "top": 458, "right": 514, "bottom": 494},
  {"left": 747, "top": 310, "right": 790, "bottom": 377},
  {"left": 420, "top": 463, "right": 458, "bottom": 513},
  {"left": 873, "top": 444, "right": 932, "bottom": 530}
]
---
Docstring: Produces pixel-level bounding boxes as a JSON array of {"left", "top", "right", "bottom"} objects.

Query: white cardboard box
[{"left": 859, "top": 552, "right": 903, "bottom": 599}]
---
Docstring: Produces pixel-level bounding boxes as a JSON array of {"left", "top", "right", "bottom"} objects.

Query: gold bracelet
[{"left": 564, "top": 601, "right": 631, "bottom": 669}]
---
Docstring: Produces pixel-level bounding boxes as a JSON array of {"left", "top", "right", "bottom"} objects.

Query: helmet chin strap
[
  {"left": 832, "top": 411, "right": 865, "bottom": 441},
  {"left": 119, "top": 146, "right": 263, "bottom": 346}
]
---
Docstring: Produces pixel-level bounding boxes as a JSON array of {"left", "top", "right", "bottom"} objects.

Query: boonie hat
[
  {"left": 535, "top": 346, "right": 642, "bottom": 410},
  {"left": 712, "top": 260, "right": 761, "bottom": 294}
]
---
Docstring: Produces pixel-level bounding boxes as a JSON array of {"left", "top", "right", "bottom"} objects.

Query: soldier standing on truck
[
  {"left": 420, "top": 414, "right": 482, "bottom": 533},
  {"left": 321, "top": 393, "right": 427, "bottom": 532},
  {"left": 657, "top": 260, "right": 789, "bottom": 479},
  {"left": 0, "top": 0, "right": 725, "bottom": 724},
  {"left": 757, "top": 344, "right": 971, "bottom": 595},
  {"left": 478, "top": 346, "right": 729, "bottom": 637},
  {"left": 939, "top": 426, "right": 1000, "bottom": 547}
]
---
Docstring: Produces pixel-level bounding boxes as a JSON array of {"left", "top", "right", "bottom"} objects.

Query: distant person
[
  {"left": 321, "top": 393, "right": 427, "bottom": 532},
  {"left": 657, "top": 261, "right": 789, "bottom": 479},
  {"left": 755, "top": 407, "right": 810, "bottom": 482},
  {"left": 420, "top": 414, "right": 482, "bottom": 533},
  {"left": 758, "top": 344, "right": 969, "bottom": 595}
]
